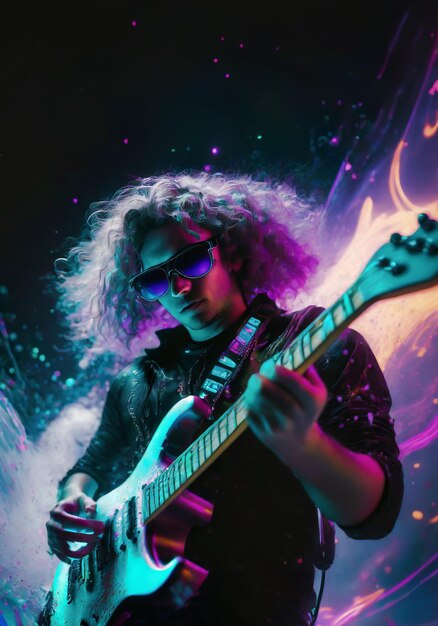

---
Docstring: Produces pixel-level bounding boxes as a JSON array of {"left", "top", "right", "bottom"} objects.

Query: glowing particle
[
  {"left": 186, "top": 147, "right": 191, "bottom": 151},
  {"left": 429, "top": 515, "right": 438, "bottom": 524},
  {"left": 345, "top": 162, "right": 352, "bottom": 171},
  {"left": 211, "top": 146, "right": 219, "bottom": 155},
  {"left": 65, "top": 378, "right": 76, "bottom": 388},
  {"left": 8, "top": 368, "right": 14, "bottom": 374},
  {"left": 171, "top": 148, "right": 176, "bottom": 153},
  {"left": 257, "top": 135, "right": 262, "bottom": 140},
  {"left": 72, "top": 198, "right": 79, "bottom": 204},
  {"left": 203, "top": 164, "right": 212, "bottom": 172},
  {"left": 352, "top": 173, "right": 358, "bottom": 180},
  {"left": 433, "top": 398, "right": 438, "bottom": 404},
  {"left": 330, "top": 137, "right": 339, "bottom": 145},
  {"left": 39, "top": 354, "right": 46, "bottom": 362},
  {"left": 413, "top": 462, "right": 420, "bottom": 469},
  {"left": 412, "top": 510, "right": 424, "bottom": 520},
  {"left": 131, "top": 20, "right": 137, "bottom": 27},
  {"left": 417, "top": 347, "right": 426, "bottom": 357},
  {"left": 239, "top": 43, "right": 244, "bottom": 48},
  {"left": 337, "top": 99, "right": 343, "bottom": 106},
  {"left": 225, "top": 73, "right": 230, "bottom": 79},
  {"left": 297, "top": 557, "right": 303, "bottom": 565},
  {"left": 123, "top": 138, "right": 129, "bottom": 144},
  {"left": 213, "top": 58, "right": 219, "bottom": 63},
  {"left": 367, "top": 412, "right": 374, "bottom": 425},
  {"left": 220, "top": 36, "right": 225, "bottom": 41},
  {"left": 336, "top": 395, "right": 343, "bottom": 403},
  {"left": 32, "top": 347, "right": 39, "bottom": 354}
]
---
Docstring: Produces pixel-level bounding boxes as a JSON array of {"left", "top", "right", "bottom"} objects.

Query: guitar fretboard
[{"left": 140, "top": 285, "right": 365, "bottom": 522}]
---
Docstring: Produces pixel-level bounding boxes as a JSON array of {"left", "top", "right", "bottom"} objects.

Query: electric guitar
[{"left": 39, "top": 213, "right": 438, "bottom": 626}]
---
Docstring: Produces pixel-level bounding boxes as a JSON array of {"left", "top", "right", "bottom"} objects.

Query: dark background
[{"left": 0, "top": 0, "right": 436, "bottom": 426}]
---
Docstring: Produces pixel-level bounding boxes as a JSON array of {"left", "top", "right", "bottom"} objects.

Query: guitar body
[{"left": 42, "top": 396, "right": 214, "bottom": 626}]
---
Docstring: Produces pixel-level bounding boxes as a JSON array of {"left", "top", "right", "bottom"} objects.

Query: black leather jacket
[{"left": 60, "top": 294, "right": 403, "bottom": 625}]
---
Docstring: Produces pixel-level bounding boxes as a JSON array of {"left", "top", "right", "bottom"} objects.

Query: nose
[{"left": 169, "top": 270, "right": 192, "bottom": 297}]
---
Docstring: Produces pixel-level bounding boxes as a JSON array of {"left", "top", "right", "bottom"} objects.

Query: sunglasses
[{"left": 129, "top": 237, "right": 218, "bottom": 301}]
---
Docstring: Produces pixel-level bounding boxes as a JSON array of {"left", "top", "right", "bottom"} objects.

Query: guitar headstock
[{"left": 357, "top": 213, "right": 438, "bottom": 304}]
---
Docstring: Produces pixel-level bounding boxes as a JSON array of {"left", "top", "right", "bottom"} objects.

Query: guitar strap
[
  {"left": 194, "top": 301, "right": 335, "bottom": 575},
  {"left": 196, "top": 309, "right": 271, "bottom": 409}
]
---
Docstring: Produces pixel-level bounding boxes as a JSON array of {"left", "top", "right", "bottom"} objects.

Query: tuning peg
[
  {"left": 426, "top": 241, "right": 438, "bottom": 255},
  {"left": 406, "top": 237, "right": 426, "bottom": 253},
  {"left": 390, "top": 261, "right": 406, "bottom": 275},
  {"left": 418, "top": 213, "right": 436, "bottom": 232},
  {"left": 377, "top": 256, "right": 391, "bottom": 267},
  {"left": 390, "top": 232, "right": 403, "bottom": 245}
]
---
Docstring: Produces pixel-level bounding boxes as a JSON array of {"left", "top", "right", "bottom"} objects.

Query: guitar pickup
[
  {"left": 85, "top": 551, "right": 95, "bottom": 592},
  {"left": 126, "top": 496, "right": 138, "bottom": 543}
]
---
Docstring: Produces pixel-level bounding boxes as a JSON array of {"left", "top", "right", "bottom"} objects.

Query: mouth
[{"left": 182, "top": 299, "right": 204, "bottom": 312}]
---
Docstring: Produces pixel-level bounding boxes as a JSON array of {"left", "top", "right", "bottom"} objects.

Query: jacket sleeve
[
  {"left": 57, "top": 372, "right": 129, "bottom": 497},
  {"left": 314, "top": 324, "right": 404, "bottom": 540}
]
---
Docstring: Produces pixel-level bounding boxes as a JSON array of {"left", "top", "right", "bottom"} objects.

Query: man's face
[{"left": 139, "top": 219, "right": 246, "bottom": 340}]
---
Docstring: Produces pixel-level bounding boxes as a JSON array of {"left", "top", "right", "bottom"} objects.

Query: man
[{"left": 47, "top": 174, "right": 403, "bottom": 625}]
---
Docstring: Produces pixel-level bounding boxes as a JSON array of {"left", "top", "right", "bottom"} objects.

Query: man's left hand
[{"left": 244, "top": 359, "right": 328, "bottom": 464}]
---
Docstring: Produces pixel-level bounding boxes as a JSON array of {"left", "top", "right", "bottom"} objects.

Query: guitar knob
[{"left": 427, "top": 241, "right": 438, "bottom": 255}]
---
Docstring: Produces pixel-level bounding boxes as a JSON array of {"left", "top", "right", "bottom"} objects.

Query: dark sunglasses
[{"left": 129, "top": 237, "right": 218, "bottom": 301}]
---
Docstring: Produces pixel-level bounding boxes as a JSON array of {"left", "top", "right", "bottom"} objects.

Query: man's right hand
[{"left": 47, "top": 493, "right": 105, "bottom": 564}]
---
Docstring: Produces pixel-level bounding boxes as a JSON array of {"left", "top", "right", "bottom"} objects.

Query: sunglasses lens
[
  {"left": 134, "top": 268, "right": 168, "bottom": 300},
  {"left": 175, "top": 246, "right": 212, "bottom": 277}
]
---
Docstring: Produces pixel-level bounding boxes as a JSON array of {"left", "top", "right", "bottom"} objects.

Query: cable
[{"left": 310, "top": 570, "right": 325, "bottom": 625}]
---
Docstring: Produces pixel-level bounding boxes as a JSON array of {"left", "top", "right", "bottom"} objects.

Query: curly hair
[{"left": 54, "top": 172, "right": 321, "bottom": 363}]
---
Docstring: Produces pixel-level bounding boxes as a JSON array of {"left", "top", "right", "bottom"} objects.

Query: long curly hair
[{"left": 54, "top": 172, "right": 321, "bottom": 363}]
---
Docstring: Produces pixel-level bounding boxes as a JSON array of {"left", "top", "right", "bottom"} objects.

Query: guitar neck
[{"left": 141, "top": 282, "right": 368, "bottom": 523}]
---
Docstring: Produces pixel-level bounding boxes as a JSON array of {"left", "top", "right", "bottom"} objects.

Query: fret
[
  {"left": 281, "top": 348, "right": 292, "bottom": 369},
  {"left": 173, "top": 466, "right": 181, "bottom": 490},
  {"left": 205, "top": 430, "right": 213, "bottom": 458},
  {"left": 226, "top": 411, "right": 233, "bottom": 436},
  {"left": 142, "top": 485, "right": 151, "bottom": 518},
  {"left": 178, "top": 456, "right": 185, "bottom": 483},
  {"left": 191, "top": 447, "right": 200, "bottom": 472},
  {"left": 301, "top": 331, "right": 312, "bottom": 359},
  {"left": 343, "top": 290, "right": 355, "bottom": 317},
  {"left": 185, "top": 451, "right": 193, "bottom": 480},
  {"left": 198, "top": 438, "right": 206, "bottom": 464},
  {"left": 158, "top": 472, "right": 166, "bottom": 506},
  {"left": 309, "top": 322, "right": 325, "bottom": 351},
  {"left": 323, "top": 308, "right": 335, "bottom": 336},
  {"left": 235, "top": 402, "right": 246, "bottom": 425},
  {"left": 292, "top": 346, "right": 302, "bottom": 368},
  {"left": 149, "top": 482, "right": 158, "bottom": 513},
  {"left": 333, "top": 300, "right": 346, "bottom": 325},
  {"left": 162, "top": 471, "right": 170, "bottom": 499},
  {"left": 211, "top": 426, "right": 220, "bottom": 451}
]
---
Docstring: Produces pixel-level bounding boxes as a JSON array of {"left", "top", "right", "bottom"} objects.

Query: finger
[
  {"left": 247, "top": 372, "right": 302, "bottom": 416},
  {"left": 260, "top": 365, "right": 320, "bottom": 410},
  {"left": 50, "top": 547, "right": 72, "bottom": 565},
  {"left": 48, "top": 521, "right": 102, "bottom": 543},
  {"left": 50, "top": 509, "right": 105, "bottom": 532}
]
